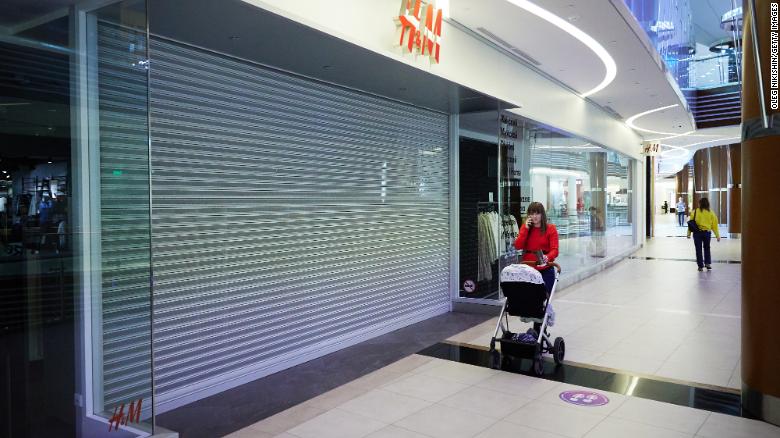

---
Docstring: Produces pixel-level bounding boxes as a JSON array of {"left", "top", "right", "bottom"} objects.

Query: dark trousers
[
  {"left": 540, "top": 267, "right": 555, "bottom": 295},
  {"left": 534, "top": 267, "right": 556, "bottom": 334},
  {"left": 693, "top": 231, "right": 712, "bottom": 268},
  {"left": 677, "top": 212, "right": 685, "bottom": 226}
]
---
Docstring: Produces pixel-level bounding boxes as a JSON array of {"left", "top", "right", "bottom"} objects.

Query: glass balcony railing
[{"left": 673, "top": 52, "right": 741, "bottom": 90}]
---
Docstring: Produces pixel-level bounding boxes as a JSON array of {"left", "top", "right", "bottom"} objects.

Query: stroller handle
[{"left": 519, "top": 260, "right": 562, "bottom": 273}]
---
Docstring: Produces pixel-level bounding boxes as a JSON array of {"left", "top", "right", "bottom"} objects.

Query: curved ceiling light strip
[
  {"left": 625, "top": 104, "right": 684, "bottom": 135},
  {"left": 649, "top": 132, "right": 722, "bottom": 141},
  {"left": 661, "top": 136, "right": 741, "bottom": 150},
  {"left": 658, "top": 144, "right": 689, "bottom": 158},
  {"left": 505, "top": 0, "right": 617, "bottom": 97}
]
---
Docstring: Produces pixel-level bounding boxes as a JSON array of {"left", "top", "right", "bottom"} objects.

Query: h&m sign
[
  {"left": 395, "top": 0, "right": 444, "bottom": 63},
  {"left": 641, "top": 142, "right": 660, "bottom": 156}
]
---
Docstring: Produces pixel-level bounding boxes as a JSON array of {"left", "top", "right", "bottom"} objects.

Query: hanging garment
[
  {"left": 477, "top": 212, "right": 497, "bottom": 281},
  {"left": 501, "top": 214, "right": 520, "bottom": 254}
]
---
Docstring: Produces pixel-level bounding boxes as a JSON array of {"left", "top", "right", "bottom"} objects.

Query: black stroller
[{"left": 489, "top": 261, "right": 564, "bottom": 375}]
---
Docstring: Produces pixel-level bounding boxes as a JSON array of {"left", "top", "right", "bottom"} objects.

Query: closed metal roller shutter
[
  {"left": 144, "top": 37, "right": 449, "bottom": 406},
  {"left": 97, "top": 23, "right": 154, "bottom": 411}
]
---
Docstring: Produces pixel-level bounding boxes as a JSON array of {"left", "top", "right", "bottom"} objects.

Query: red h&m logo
[
  {"left": 108, "top": 398, "right": 143, "bottom": 431},
  {"left": 396, "top": 0, "right": 443, "bottom": 63}
]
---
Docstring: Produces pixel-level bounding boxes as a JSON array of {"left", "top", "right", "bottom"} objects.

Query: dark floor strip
[
  {"left": 628, "top": 256, "right": 741, "bottom": 264},
  {"left": 418, "top": 342, "right": 746, "bottom": 419},
  {"left": 156, "top": 312, "right": 493, "bottom": 438}
]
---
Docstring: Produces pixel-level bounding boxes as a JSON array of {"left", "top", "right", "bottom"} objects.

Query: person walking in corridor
[
  {"left": 687, "top": 197, "right": 720, "bottom": 271},
  {"left": 676, "top": 197, "right": 686, "bottom": 226}
]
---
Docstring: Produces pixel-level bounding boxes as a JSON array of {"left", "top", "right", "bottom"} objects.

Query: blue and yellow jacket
[{"left": 687, "top": 208, "right": 720, "bottom": 238}]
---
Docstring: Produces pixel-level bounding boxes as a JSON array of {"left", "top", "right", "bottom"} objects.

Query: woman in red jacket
[{"left": 514, "top": 202, "right": 559, "bottom": 294}]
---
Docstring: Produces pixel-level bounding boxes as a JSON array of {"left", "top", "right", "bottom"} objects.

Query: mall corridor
[
  {"left": 5, "top": 1, "right": 780, "bottom": 436},
  {"left": 213, "top": 215, "right": 776, "bottom": 438}
]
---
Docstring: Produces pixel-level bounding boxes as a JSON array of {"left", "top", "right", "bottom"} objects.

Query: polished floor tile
[
  {"left": 697, "top": 412, "right": 780, "bottom": 438},
  {"left": 393, "top": 403, "right": 497, "bottom": 438},
  {"left": 438, "top": 385, "right": 532, "bottom": 419},
  {"left": 336, "top": 389, "right": 431, "bottom": 423},
  {"left": 285, "top": 408, "right": 386, "bottom": 438},
  {"left": 381, "top": 372, "right": 469, "bottom": 402},
  {"left": 363, "top": 425, "right": 432, "bottom": 438},
  {"left": 474, "top": 421, "right": 570, "bottom": 438},
  {"left": 584, "top": 416, "right": 694, "bottom": 438},
  {"left": 502, "top": 400, "right": 606, "bottom": 438},
  {"left": 610, "top": 396, "right": 709, "bottom": 435}
]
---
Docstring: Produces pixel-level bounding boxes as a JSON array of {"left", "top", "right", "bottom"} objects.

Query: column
[
  {"left": 692, "top": 148, "right": 710, "bottom": 210},
  {"left": 589, "top": 152, "right": 607, "bottom": 255},
  {"left": 741, "top": 0, "right": 780, "bottom": 425},
  {"left": 727, "top": 143, "right": 741, "bottom": 234},
  {"left": 567, "top": 176, "right": 578, "bottom": 222},
  {"left": 589, "top": 152, "right": 607, "bottom": 230}
]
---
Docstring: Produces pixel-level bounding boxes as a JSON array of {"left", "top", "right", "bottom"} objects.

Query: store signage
[
  {"left": 559, "top": 390, "right": 610, "bottom": 407},
  {"left": 396, "top": 0, "right": 443, "bottom": 63},
  {"left": 108, "top": 398, "right": 143, "bottom": 431},
  {"left": 641, "top": 141, "right": 660, "bottom": 156}
]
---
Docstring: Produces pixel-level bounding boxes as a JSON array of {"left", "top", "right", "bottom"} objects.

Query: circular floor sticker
[{"left": 559, "top": 390, "right": 609, "bottom": 407}]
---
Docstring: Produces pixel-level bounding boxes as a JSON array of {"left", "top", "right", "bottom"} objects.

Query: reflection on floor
[
  {"left": 226, "top": 352, "right": 779, "bottom": 438},
  {"left": 450, "top": 213, "right": 743, "bottom": 390}
]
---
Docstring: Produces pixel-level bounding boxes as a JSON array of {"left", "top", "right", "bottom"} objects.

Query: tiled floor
[
  {"left": 450, "top": 213, "right": 743, "bottom": 389},
  {"left": 225, "top": 355, "right": 779, "bottom": 438}
]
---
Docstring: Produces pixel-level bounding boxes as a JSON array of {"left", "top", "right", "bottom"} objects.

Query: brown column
[
  {"left": 741, "top": 0, "right": 780, "bottom": 425},
  {"left": 727, "top": 144, "right": 741, "bottom": 234},
  {"left": 692, "top": 148, "right": 709, "bottom": 210},
  {"left": 708, "top": 147, "right": 721, "bottom": 219}
]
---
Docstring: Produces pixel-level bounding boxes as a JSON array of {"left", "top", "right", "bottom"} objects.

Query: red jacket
[{"left": 514, "top": 223, "right": 559, "bottom": 270}]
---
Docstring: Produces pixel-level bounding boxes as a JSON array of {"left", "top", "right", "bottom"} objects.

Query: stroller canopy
[{"left": 500, "top": 263, "right": 544, "bottom": 285}]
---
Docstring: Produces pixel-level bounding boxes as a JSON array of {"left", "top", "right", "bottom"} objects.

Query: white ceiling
[
  {"left": 449, "top": 0, "right": 741, "bottom": 176},
  {"left": 450, "top": 0, "right": 695, "bottom": 136}
]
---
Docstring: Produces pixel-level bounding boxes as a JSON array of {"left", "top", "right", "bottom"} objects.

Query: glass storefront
[
  {"left": 458, "top": 108, "right": 638, "bottom": 300},
  {"left": 0, "top": 1, "right": 154, "bottom": 436}
]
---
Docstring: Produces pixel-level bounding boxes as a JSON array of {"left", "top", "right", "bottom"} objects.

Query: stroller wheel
[
  {"left": 553, "top": 337, "right": 565, "bottom": 365},
  {"left": 532, "top": 353, "right": 544, "bottom": 376}
]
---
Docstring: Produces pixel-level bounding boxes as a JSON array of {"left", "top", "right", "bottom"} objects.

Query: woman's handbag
[{"left": 687, "top": 209, "right": 701, "bottom": 233}]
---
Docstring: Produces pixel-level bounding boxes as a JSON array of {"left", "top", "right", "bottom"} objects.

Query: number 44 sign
[{"left": 559, "top": 390, "right": 610, "bottom": 407}]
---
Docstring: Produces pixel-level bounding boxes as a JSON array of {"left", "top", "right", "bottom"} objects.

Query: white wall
[{"left": 242, "top": 0, "right": 644, "bottom": 160}]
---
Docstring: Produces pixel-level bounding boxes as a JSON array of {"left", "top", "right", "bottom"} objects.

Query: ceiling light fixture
[
  {"left": 505, "top": 0, "right": 616, "bottom": 97},
  {"left": 625, "top": 104, "right": 684, "bottom": 135},
  {"left": 661, "top": 136, "right": 741, "bottom": 151}
]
